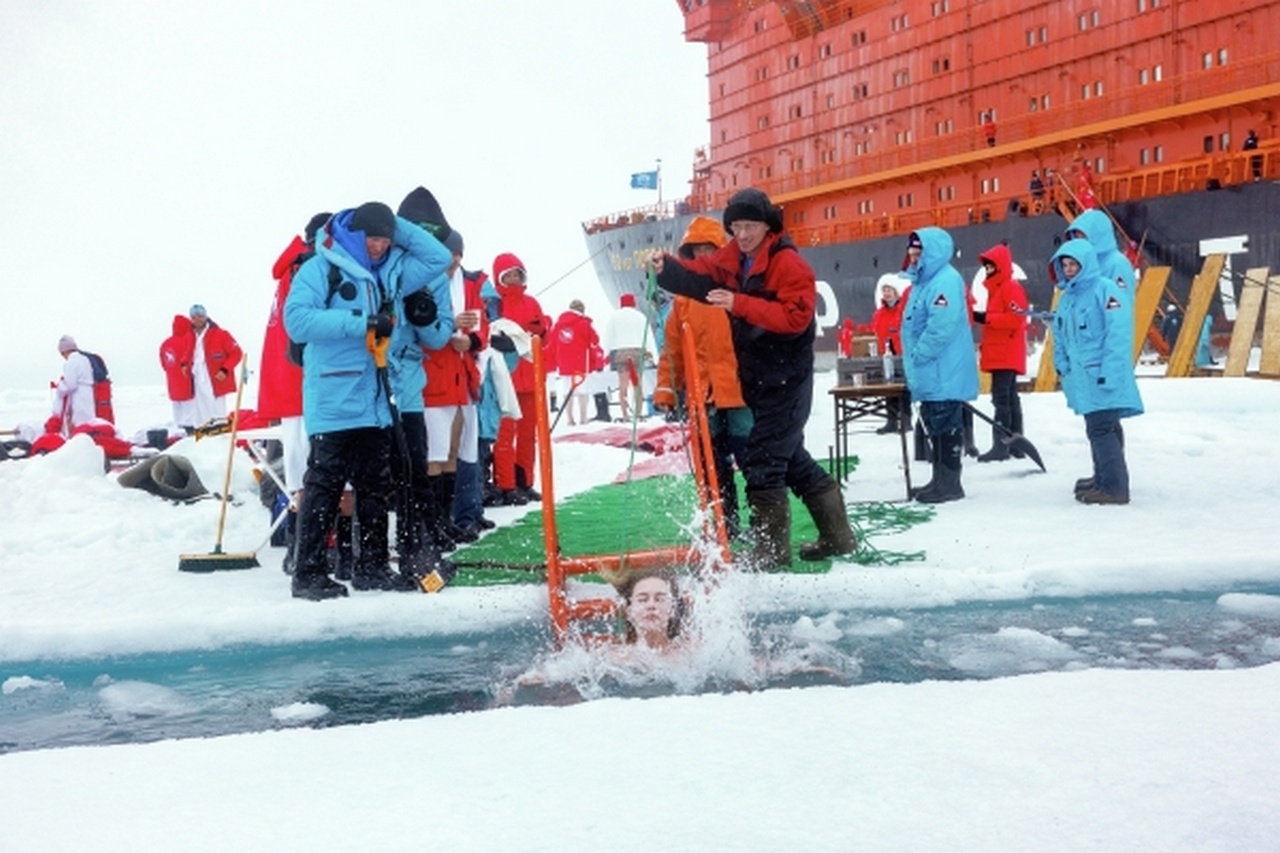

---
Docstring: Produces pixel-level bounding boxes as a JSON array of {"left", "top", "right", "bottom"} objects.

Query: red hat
[
  {"left": 620, "top": 293, "right": 636, "bottom": 308},
  {"left": 492, "top": 252, "right": 526, "bottom": 286}
]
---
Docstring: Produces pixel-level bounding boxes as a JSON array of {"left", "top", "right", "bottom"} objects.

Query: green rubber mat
[{"left": 448, "top": 458, "right": 930, "bottom": 587}]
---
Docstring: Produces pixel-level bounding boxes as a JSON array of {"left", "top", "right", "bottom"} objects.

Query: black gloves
[
  {"left": 489, "top": 331, "right": 516, "bottom": 354},
  {"left": 402, "top": 289, "right": 438, "bottom": 327},
  {"left": 367, "top": 312, "right": 395, "bottom": 338},
  {"left": 972, "top": 311, "right": 987, "bottom": 324}
]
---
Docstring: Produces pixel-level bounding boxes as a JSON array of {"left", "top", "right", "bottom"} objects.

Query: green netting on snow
[{"left": 448, "top": 456, "right": 931, "bottom": 586}]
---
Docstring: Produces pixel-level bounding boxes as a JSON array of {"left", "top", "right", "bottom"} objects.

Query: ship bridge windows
[
  {"left": 932, "top": 57, "right": 951, "bottom": 74},
  {"left": 852, "top": 82, "right": 869, "bottom": 100},
  {"left": 787, "top": 54, "right": 801, "bottom": 71},
  {"left": 896, "top": 192, "right": 914, "bottom": 208},
  {"left": 934, "top": 118, "right": 954, "bottom": 136},
  {"left": 890, "top": 14, "right": 909, "bottom": 32},
  {"left": 818, "top": 43, "right": 832, "bottom": 59},
  {"left": 1137, "top": 0, "right": 1161, "bottom": 11},
  {"left": 895, "top": 129, "right": 914, "bottom": 145},
  {"left": 851, "top": 29, "right": 867, "bottom": 46},
  {"left": 1203, "top": 49, "right": 1228, "bottom": 68},
  {"left": 822, "top": 204, "right": 838, "bottom": 220},
  {"left": 1078, "top": 10, "right": 1100, "bottom": 31},
  {"left": 790, "top": 104, "right": 804, "bottom": 119},
  {"left": 937, "top": 186, "right": 956, "bottom": 202},
  {"left": 981, "top": 177, "right": 1001, "bottom": 195},
  {"left": 1025, "top": 26, "right": 1048, "bottom": 46},
  {"left": 930, "top": 0, "right": 950, "bottom": 15},
  {"left": 893, "top": 69, "right": 910, "bottom": 87},
  {"left": 858, "top": 199, "right": 873, "bottom": 215}
]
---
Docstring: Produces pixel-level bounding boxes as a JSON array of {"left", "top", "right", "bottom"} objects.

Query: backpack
[
  {"left": 79, "top": 350, "right": 115, "bottom": 423},
  {"left": 287, "top": 260, "right": 346, "bottom": 367}
]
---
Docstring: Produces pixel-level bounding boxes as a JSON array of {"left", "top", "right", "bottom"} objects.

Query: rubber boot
[
  {"left": 291, "top": 493, "right": 347, "bottom": 600},
  {"left": 1008, "top": 396, "right": 1027, "bottom": 458},
  {"left": 798, "top": 478, "right": 857, "bottom": 560},
  {"left": 515, "top": 465, "right": 541, "bottom": 503},
  {"left": 917, "top": 433, "right": 965, "bottom": 503},
  {"left": 909, "top": 439, "right": 940, "bottom": 500},
  {"left": 594, "top": 392, "right": 612, "bottom": 423},
  {"left": 351, "top": 507, "right": 417, "bottom": 592},
  {"left": 978, "top": 398, "right": 1014, "bottom": 462},
  {"left": 745, "top": 488, "right": 792, "bottom": 572}
]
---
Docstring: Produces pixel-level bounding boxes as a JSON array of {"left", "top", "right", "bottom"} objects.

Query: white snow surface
[{"left": 2, "top": 372, "right": 1280, "bottom": 851}]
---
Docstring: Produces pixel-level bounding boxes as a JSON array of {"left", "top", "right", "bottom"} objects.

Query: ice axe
[{"left": 962, "top": 402, "right": 1046, "bottom": 472}]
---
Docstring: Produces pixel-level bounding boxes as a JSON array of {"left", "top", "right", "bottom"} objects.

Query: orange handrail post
[{"left": 679, "top": 321, "right": 731, "bottom": 565}]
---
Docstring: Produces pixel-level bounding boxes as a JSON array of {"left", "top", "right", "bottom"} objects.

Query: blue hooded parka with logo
[
  {"left": 284, "top": 211, "right": 452, "bottom": 435},
  {"left": 1050, "top": 238, "right": 1144, "bottom": 418},
  {"left": 900, "top": 227, "right": 979, "bottom": 403},
  {"left": 1066, "top": 209, "right": 1136, "bottom": 293}
]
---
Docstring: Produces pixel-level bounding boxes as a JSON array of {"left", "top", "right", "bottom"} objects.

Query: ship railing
[
  {"left": 698, "top": 50, "right": 1280, "bottom": 212},
  {"left": 582, "top": 198, "right": 705, "bottom": 234},
  {"left": 785, "top": 148, "right": 1273, "bottom": 250}
]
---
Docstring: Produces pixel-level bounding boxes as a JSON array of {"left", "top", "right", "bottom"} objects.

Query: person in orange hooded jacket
[
  {"left": 653, "top": 215, "right": 753, "bottom": 535},
  {"left": 973, "top": 243, "right": 1029, "bottom": 461},
  {"left": 869, "top": 277, "right": 912, "bottom": 434},
  {"left": 490, "top": 252, "right": 551, "bottom": 504}
]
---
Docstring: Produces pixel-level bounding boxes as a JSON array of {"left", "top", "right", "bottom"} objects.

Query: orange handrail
[{"left": 537, "top": 327, "right": 732, "bottom": 645}]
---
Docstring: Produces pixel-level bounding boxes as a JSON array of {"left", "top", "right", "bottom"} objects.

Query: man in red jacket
[
  {"left": 548, "top": 299, "right": 599, "bottom": 426},
  {"left": 490, "top": 252, "right": 551, "bottom": 504},
  {"left": 973, "top": 243, "right": 1029, "bottom": 461},
  {"left": 186, "top": 304, "right": 243, "bottom": 428}
]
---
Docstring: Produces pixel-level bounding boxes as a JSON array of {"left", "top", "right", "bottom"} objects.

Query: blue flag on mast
[{"left": 630, "top": 170, "right": 659, "bottom": 190}]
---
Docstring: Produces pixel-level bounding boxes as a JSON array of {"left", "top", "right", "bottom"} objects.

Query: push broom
[{"left": 178, "top": 358, "right": 259, "bottom": 572}]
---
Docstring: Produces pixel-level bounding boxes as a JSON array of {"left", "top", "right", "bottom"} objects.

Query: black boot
[
  {"left": 291, "top": 484, "right": 348, "bottom": 600},
  {"left": 917, "top": 433, "right": 965, "bottom": 504},
  {"left": 978, "top": 397, "right": 1014, "bottom": 462},
  {"left": 515, "top": 465, "right": 541, "bottom": 502},
  {"left": 744, "top": 488, "right": 792, "bottom": 572},
  {"left": 1008, "top": 396, "right": 1027, "bottom": 458},
  {"left": 910, "top": 439, "right": 940, "bottom": 499},
  {"left": 1074, "top": 476, "right": 1095, "bottom": 495},
  {"left": 594, "top": 392, "right": 612, "bottom": 422},
  {"left": 350, "top": 509, "right": 417, "bottom": 592},
  {"left": 798, "top": 478, "right": 857, "bottom": 560}
]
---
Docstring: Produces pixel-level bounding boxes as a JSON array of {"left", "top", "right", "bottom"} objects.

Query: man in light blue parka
[
  {"left": 284, "top": 202, "right": 453, "bottom": 600},
  {"left": 1051, "top": 238, "right": 1143, "bottom": 505},
  {"left": 901, "top": 227, "right": 979, "bottom": 503}
]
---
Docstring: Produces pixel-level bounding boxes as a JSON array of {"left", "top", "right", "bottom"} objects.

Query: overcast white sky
[{"left": 0, "top": 1, "right": 707, "bottom": 390}]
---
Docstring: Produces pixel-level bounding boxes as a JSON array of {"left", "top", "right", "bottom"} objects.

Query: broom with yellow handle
[{"left": 178, "top": 357, "right": 259, "bottom": 572}]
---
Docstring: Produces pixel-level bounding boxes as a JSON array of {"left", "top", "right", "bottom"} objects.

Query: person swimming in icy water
[
  {"left": 615, "top": 567, "right": 688, "bottom": 651},
  {"left": 498, "top": 566, "right": 851, "bottom": 706}
]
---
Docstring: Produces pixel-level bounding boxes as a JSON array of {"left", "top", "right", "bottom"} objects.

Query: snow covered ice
[{"left": 2, "top": 372, "right": 1280, "bottom": 850}]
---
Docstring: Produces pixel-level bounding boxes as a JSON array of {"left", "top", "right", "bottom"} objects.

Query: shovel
[{"left": 962, "top": 402, "right": 1046, "bottom": 472}]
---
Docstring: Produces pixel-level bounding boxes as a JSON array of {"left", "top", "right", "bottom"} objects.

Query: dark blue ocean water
[{"left": 3, "top": 587, "right": 1279, "bottom": 754}]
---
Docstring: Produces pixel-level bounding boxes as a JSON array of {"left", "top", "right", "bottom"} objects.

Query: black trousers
[
  {"left": 295, "top": 427, "right": 392, "bottom": 579},
  {"left": 741, "top": 370, "right": 828, "bottom": 498}
]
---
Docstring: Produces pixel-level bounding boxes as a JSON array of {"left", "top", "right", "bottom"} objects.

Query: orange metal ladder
[{"left": 535, "top": 322, "right": 731, "bottom": 645}]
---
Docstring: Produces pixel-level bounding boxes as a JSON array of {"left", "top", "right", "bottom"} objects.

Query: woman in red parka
[
  {"left": 870, "top": 278, "right": 911, "bottom": 433},
  {"left": 491, "top": 252, "right": 551, "bottom": 503},
  {"left": 159, "top": 315, "right": 196, "bottom": 429},
  {"left": 974, "top": 243, "right": 1029, "bottom": 461}
]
